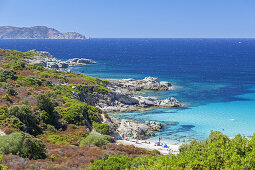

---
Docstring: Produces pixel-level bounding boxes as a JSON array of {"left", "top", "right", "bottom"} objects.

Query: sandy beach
[{"left": 117, "top": 139, "right": 181, "bottom": 155}]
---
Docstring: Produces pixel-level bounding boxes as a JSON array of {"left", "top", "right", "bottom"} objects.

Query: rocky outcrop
[
  {"left": 0, "top": 26, "right": 86, "bottom": 39},
  {"left": 27, "top": 50, "right": 96, "bottom": 69},
  {"left": 73, "top": 87, "right": 182, "bottom": 113},
  {"left": 105, "top": 116, "right": 163, "bottom": 139},
  {"left": 108, "top": 77, "right": 172, "bottom": 92},
  {"left": 72, "top": 76, "right": 183, "bottom": 113},
  {"left": 0, "top": 129, "right": 6, "bottom": 136},
  {"left": 65, "top": 58, "right": 96, "bottom": 66},
  {"left": 145, "top": 121, "right": 164, "bottom": 131}
]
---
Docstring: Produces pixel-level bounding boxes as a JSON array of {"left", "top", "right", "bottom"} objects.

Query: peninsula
[{"left": 0, "top": 26, "right": 86, "bottom": 39}]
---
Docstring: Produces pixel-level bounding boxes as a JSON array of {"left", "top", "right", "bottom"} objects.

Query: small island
[{"left": 0, "top": 26, "right": 86, "bottom": 39}]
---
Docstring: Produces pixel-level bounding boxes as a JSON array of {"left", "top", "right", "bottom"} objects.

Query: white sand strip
[{"left": 117, "top": 140, "right": 180, "bottom": 155}]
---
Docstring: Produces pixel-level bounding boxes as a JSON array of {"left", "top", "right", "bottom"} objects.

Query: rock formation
[
  {"left": 27, "top": 50, "right": 96, "bottom": 69},
  {"left": 72, "top": 76, "right": 183, "bottom": 113},
  {"left": 0, "top": 26, "right": 86, "bottom": 39},
  {"left": 108, "top": 77, "right": 172, "bottom": 91},
  {"left": 104, "top": 116, "right": 163, "bottom": 139},
  {"left": 0, "top": 129, "right": 6, "bottom": 136},
  {"left": 65, "top": 58, "right": 96, "bottom": 65}
]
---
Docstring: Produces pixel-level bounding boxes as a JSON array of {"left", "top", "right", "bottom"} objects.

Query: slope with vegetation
[
  {"left": 0, "top": 48, "right": 115, "bottom": 168},
  {"left": 1, "top": 48, "right": 255, "bottom": 169}
]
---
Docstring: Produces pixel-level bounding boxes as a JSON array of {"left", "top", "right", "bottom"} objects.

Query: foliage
[
  {"left": 18, "top": 76, "right": 52, "bottom": 87},
  {"left": 0, "top": 155, "right": 7, "bottom": 170},
  {"left": 13, "top": 61, "right": 26, "bottom": 70},
  {"left": 88, "top": 154, "right": 134, "bottom": 170},
  {"left": 80, "top": 134, "right": 113, "bottom": 147},
  {"left": 2, "top": 94, "right": 12, "bottom": 103},
  {"left": 0, "top": 69, "right": 17, "bottom": 82},
  {"left": 0, "top": 132, "right": 46, "bottom": 160},
  {"left": 7, "top": 105, "right": 41, "bottom": 135},
  {"left": 88, "top": 131, "right": 255, "bottom": 169},
  {"left": 48, "top": 135, "right": 70, "bottom": 145},
  {"left": 67, "top": 84, "right": 111, "bottom": 94},
  {"left": 56, "top": 97, "right": 102, "bottom": 126},
  {"left": 32, "top": 63, "right": 44, "bottom": 70},
  {"left": 39, "top": 125, "right": 89, "bottom": 146},
  {"left": 37, "top": 94, "right": 59, "bottom": 127},
  {"left": 93, "top": 122, "right": 111, "bottom": 135},
  {"left": 3, "top": 83, "right": 18, "bottom": 96}
]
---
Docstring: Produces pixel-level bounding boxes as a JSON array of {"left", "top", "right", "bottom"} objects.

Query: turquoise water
[
  {"left": 112, "top": 87, "right": 255, "bottom": 142},
  {"left": 1, "top": 39, "right": 255, "bottom": 142}
]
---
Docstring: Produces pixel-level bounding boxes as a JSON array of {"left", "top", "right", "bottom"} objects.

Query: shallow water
[{"left": 1, "top": 38, "right": 255, "bottom": 142}]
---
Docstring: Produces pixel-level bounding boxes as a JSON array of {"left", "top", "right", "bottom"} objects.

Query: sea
[{"left": 1, "top": 38, "right": 255, "bottom": 143}]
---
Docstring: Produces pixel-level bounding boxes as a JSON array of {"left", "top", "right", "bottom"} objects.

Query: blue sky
[{"left": 0, "top": 0, "right": 254, "bottom": 38}]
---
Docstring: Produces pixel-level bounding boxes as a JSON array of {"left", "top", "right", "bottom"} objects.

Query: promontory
[{"left": 0, "top": 26, "right": 86, "bottom": 39}]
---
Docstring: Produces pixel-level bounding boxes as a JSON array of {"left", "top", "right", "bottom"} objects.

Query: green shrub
[
  {"left": 0, "top": 115, "right": 25, "bottom": 130},
  {"left": 67, "top": 84, "right": 111, "bottom": 94},
  {"left": 3, "top": 83, "right": 18, "bottom": 96},
  {"left": 13, "top": 61, "right": 26, "bottom": 70},
  {"left": 2, "top": 94, "right": 12, "bottom": 103},
  {"left": 93, "top": 123, "right": 111, "bottom": 135},
  {"left": 17, "top": 76, "right": 52, "bottom": 87},
  {"left": 7, "top": 105, "right": 41, "bottom": 135},
  {"left": 46, "top": 124, "right": 57, "bottom": 132},
  {"left": 56, "top": 98, "right": 102, "bottom": 126},
  {"left": 0, "top": 69, "right": 17, "bottom": 82},
  {"left": 88, "top": 154, "right": 134, "bottom": 170},
  {"left": 37, "top": 94, "right": 59, "bottom": 126},
  {"left": 151, "top": 149, "right": 160, "bottom": 155},
  {"left": 80, "top": 134, "right": 113, "bottom": 147},
  {"left": 0, "top": 155, "right": 8, "bottom": 170},
  {"left": 32, "top": 63, "right": 44, "bottom": 70},
  {"left": 0, "top": 132, "right": 46, "bottom": 160},
  {"left": 48, "top": 135, "right": 69, "bottom": 145},
  {"left": 23, "top": 76, "right": 43, "bottom": 86},
  {"left": 87, "top": 131, "right": 255, "bottom": 169}
]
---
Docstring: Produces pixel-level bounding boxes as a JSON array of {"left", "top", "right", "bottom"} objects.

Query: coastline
[{"left": 28, "top": 50, "right": 185, "bottom": 153}]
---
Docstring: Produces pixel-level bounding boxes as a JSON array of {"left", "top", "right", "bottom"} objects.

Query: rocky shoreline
[
  {"left": 30, "top": 50, "right": 184, "bottom": 140},
  {"left": 73, "top": 77, "right": 183, "bottom": 113},
  {"left": 103, "top": 115, "right": 163, "bottom": 140},
  {"left": 27, "top": 50, "right": 96, "bottom": 69}
]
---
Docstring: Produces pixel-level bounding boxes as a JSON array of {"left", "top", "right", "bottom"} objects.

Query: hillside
[
  {"left": 0, "top": 26, "right": 85, "bottom": 39},
  {"left": 1, "top": 49, "right": 255, "bottom": 169}
]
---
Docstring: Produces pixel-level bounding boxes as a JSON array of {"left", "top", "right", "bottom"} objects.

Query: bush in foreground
[
  {"left": 0, "top": 155, "right": 7, "bottom": 170},
  {"left": 87, "top": 131, "right": 255, "bottom": 169},
  {"left": 93, "top": 122, "right": 111, "bottom": 135},
  {"left": 0, "top": 132, "right": 46, "bottom": 160},
  {"left": 80, "top": 134, "right": 113, "bottom": 147}
]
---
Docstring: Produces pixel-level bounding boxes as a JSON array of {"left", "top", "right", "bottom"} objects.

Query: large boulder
[
  {"left": 47, "top": 62, "right": 59, "bottom": 69},
  {"left": 105, "top": 116, "right": 163, "bottom": 139}
]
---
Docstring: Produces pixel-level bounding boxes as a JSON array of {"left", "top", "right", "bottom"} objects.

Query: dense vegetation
[
  {"left": 0, "top": 49, "right": 113, "bottom": 164},
  {"left": 88, "top": 131, "right": 255, "bottom": 169},
  {"left": 0, "top": 132, "right": 46, "bottom": 160},
  {"left": 80, "top": 134, "right": 114, "bottom": 147}
]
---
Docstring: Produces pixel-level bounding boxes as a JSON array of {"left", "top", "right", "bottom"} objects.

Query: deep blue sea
[{"left": 1, "top": 38, "right": 255, "bottom": 142}]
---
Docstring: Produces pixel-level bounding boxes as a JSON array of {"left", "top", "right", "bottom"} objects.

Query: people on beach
[{"left": 159, "top": 136, "right": 162, "bottom": 143}]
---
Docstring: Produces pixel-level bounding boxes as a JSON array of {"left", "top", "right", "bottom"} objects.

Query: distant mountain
[{"left": 0, "top": 26, "right": 86, "bottom": 39}]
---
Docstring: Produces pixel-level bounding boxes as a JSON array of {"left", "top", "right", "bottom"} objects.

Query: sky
[{"left": 0, "top": 0, "right": 255, "bottom": 38}]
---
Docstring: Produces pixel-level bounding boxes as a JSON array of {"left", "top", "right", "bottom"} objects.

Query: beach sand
[{"left": 117, "top": 139, "right": 180, "bottom": 155}]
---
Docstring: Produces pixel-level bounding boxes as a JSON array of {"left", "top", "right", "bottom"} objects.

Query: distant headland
[{"left": 0, "top": 26, "right": 86, "bottom": 39}]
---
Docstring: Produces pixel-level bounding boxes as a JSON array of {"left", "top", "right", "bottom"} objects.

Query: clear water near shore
[
  {"left": 1, "top": 38, "right": 255, "bottom": 142},
  {"left": 112, "top": 87, "right": 255, "bottom": 142}
]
